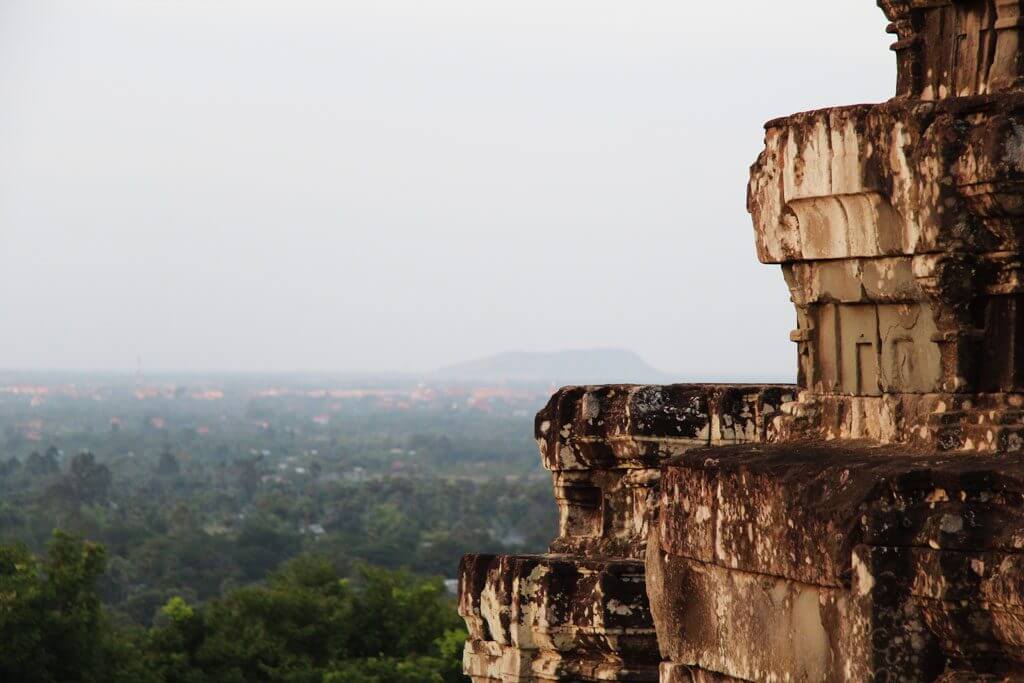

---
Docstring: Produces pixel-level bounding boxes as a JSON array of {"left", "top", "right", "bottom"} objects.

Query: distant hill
[{"left": 433, "top": 349, "right": 671, "bottom": 385}]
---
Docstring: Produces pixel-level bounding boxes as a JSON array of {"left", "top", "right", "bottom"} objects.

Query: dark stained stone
[
  {"left": 460, "top": 2, "right": 1024, "bottom": 681},
  {"left": 458, "top": 554, "right": 659, "bottom": 682},
  {"left": 659, "top": 442, "right": 1024, "bottom": 587}
]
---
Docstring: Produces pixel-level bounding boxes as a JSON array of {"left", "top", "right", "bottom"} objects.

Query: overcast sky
[{"left": 0, "top": 1, "right": 894, "bottom": 378}]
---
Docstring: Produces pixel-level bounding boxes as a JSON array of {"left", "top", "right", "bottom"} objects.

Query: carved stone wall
[
  {"left": 459, "top": 1, "right": 1024, "bottom": 681},
  {"left": 749, "top": 95, "right": 1024, "bottom": 452},
  {"left": 648, "top": 444, "right": 1024, "bottom": 681},
  {"left": 880, "top": 0, "right": 1024, "bottom": 99},
  {"left": 458, "top": 385, "right": 792, "bottom": 682}
]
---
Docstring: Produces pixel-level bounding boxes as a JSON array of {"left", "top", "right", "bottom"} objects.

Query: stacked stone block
[
  {"left": 458, "top": 386, "right": 792, "bottom": 682},
  {"left": 461, "top": 1, "right": 1024, "bottom": 680},
  {"left": 648, "top": 444, "right": 1024, "bottom": 680}
]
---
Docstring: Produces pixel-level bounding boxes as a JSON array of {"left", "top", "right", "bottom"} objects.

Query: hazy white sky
[{"left": 0, "top": 1, "right": 894, "bottom": 378}]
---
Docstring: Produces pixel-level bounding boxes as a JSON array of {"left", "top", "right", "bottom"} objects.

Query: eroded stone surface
[
  {"left": 459, "top": 554, "right": 659, "bottom": 682},
  {"left": 458, "top": 386, "right": 792, "bottom": 682},
  {"left": 538, "top": 385, "right": 792, "bottom": 559},
  {"left": 880, "top": 1, "right": 1024, "bottom": 100},
  {"left": 462, "top": 2, "right": 1024, "bottom": 681},
  {"left": 749, "top": 94, "right": 1024, "bottom": 452},
  {"left": 537, "top": 385, "right": 792, "bottom": 473},
  {"left": 659, "top": 442, "right": 1024, "bottom": 587},
  {"left": 650, "top": 442, "right": 1024, "bottom": 680}
]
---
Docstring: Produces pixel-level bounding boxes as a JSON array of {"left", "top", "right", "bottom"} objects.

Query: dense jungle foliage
[{"left": 0, "top": 375, "right": 557, "bottom": 681}]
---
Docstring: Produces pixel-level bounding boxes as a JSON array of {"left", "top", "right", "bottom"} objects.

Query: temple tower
[
  {"left": 750, "top": 0, "right": 1024, "bottom": 453},
  {"left": 460, "top": 2, "right": 1024, "bottom": 681}
]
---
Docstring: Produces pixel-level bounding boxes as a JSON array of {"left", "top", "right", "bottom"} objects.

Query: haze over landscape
[
  {"left": 0, "top": 3, "right": 955, "bottom": 682},
  {"left": 0, "top": 1, "right": 893, "bottom": 379}
]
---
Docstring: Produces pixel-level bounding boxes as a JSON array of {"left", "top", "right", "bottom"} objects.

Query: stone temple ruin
[{"left": 458, "top": 2, "right": 1024, "bottom": 681}]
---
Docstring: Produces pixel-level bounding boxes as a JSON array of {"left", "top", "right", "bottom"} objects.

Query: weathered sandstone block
[
  {"left": 458, "top": 386, "right": 791, "bottom": 682},
  {"left": 880, "top": 0, "right": 1024, "bottom": 100},
  {"left": 463, "top": 2, "right": 1024, "bottom": 681},
  {"left": 749, "top": 95, "right": 1024, "bottom": 451},
  {"left": 459, "top": 554, "right": 658, "bottom": 682},
  {"left": 537, "top": 385, "right": 792, "bottom": 559},
  {"left": 650, "top": 443, "right": 1024, "bottom": 680}
]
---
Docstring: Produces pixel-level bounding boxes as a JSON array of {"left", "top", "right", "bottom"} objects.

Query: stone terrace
[{"left": 460, "top": 1, "right": 1024, "bottom": 681}]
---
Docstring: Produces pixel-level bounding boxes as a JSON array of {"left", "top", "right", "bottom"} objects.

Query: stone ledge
[
  {"left": 751, "top": 95, "right": 1024, "bottom": 265},
  {"left": 648, "top": 542, "right": 1024, "bottom": 681},
  {"left": 772, "top": 393, "right": 1024, "bottom": 452},
  {"left": 458, "top": 553, "right": 657, "bottom": 652},
  {"left": 537, "top": 385, "right": 794, "bottom": 471},
  {"left": 651, "top": 443, "right": 1024, "bottom": 680},
  {"left": 459, "top": 553, "right": 660, "bottom": 683},
  {"left": 659, "top": 441, "right": 1024, "bottom": 587},
  {"left": 645, "top": 547, "right": 941, "bottom": 682}
]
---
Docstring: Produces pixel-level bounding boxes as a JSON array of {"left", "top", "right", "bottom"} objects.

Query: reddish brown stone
[
  {"left": 650, "top": 442, "right": 1024, "bottom": 680},
  {"left": 458, "top": 554, "right": 659, "bottom": 682},
  {"left": 461, "top": 2, "right": 1024, "bottom": 681}
]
